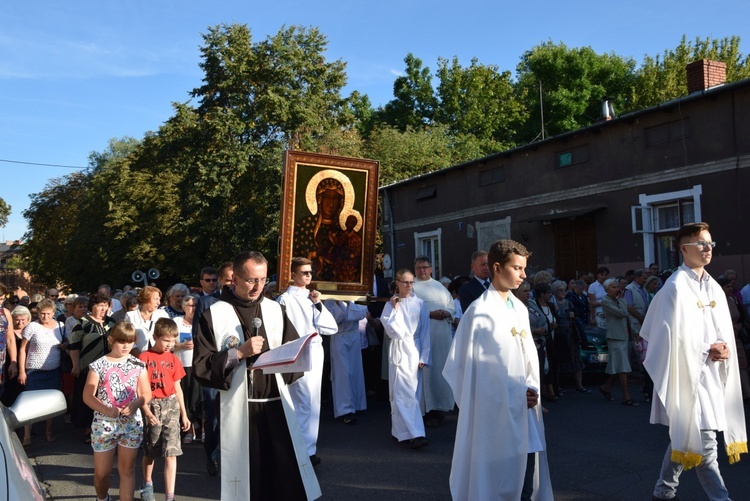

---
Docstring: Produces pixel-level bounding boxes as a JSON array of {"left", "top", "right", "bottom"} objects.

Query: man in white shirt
[
  {"left": 277, "top": 257, "right": 338, "bottom": 466},
  {"left": 642, "top": 222, "right": 747, "bottom": 501},
  {"left": 587, "top": 267, "right": 609, "bottom": 328}
]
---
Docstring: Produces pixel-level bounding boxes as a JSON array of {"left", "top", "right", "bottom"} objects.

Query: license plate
[{"left": 588, "top": 353, "right": 608, "bottom": 363}]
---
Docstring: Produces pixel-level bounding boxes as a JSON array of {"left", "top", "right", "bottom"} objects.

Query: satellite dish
[
  {"left": 148, "top": 268, "right": 161, "bottom": 280},
  {"left": 131, "top": 270, "right": 145, "bottom": 283}
]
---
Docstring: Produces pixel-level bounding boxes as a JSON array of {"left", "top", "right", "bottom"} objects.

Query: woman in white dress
[{"left": 380, "top": 269, "right": 431, "bottom": 449}]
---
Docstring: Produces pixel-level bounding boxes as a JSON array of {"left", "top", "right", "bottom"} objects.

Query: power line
[{"left": 0, "top": 158, "right": 86, "bottom": 169}]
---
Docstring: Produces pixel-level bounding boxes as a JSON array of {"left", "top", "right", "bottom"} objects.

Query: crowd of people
[{"left": 0, "top": 221, "right": 748, "bottom": 500}]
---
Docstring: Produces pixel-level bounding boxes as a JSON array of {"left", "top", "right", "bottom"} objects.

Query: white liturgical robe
[
  {"left": 413, "top": 277, "right": 456, "bottom": 413},
  {"left": 278, "top": 286, "right": 338, "bottom": 455},
  {"left": 443, "top": 286, "right": 553, "bottom": 500},
  {"left": 381, "top": 294, "right": 431, "bottom": 441}
]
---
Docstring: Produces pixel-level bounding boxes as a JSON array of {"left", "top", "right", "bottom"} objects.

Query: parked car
[
  {"left": 578, "top": 324, "right": 609, "bottom": 372},
  {"left": 0, "top": 390, "right": 67, "bottom": 501}
]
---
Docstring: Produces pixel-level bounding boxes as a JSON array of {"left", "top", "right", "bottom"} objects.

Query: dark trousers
[
  {"left": 521, "top": 453, "right": 535, "bottom": 501},
  {"left": 202, "top": 387, "right": 219, "bottom": 462}
]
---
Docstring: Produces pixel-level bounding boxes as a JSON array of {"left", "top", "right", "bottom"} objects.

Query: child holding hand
[
  {"left": 83, "top": 321, "right": 151, "bottom": 501},
  {"left": 139, "top": 318, "right": 190, "bottom": 501}
]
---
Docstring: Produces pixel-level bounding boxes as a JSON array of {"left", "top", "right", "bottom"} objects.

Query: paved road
[{"left": 27, "top": 377, "right": 750, "bottom": 500}]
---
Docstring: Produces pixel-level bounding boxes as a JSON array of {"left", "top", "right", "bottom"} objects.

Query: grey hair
[
  {"left": 11, "top": 305, "right": 31, "bottom": 319},
  {"left": 603, "top": 277, "right": 619, "bottom": 289},
  {"left": 551, "top": 280, "right": 567, "bottom": 294}
]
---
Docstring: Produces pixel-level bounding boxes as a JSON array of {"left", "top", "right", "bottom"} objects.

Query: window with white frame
[
  {"left": 631, "top": 185, "right": 702, "bottom": 270},
  {"left": 414, "top": 229, "right": 442, "bottom": 278}
]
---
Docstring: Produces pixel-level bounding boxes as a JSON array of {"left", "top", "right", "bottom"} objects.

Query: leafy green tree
[
  {"left": 0, "top": 197, "right": 9, "bottom": 228},
  {"left": 515, "top": 41, "right": 636, "bottom": 141},
  {"left": 631, "top": 35, "right": 750, "bottom": 109},
  {"left": 22, "top": 171, "right": 90, "bottom": 287},
  {"left": 436, "top": 56, "right": 526, "bottom": 153},
  {"left": 373, "top": 54, "right": 437, "bottom": 131}
]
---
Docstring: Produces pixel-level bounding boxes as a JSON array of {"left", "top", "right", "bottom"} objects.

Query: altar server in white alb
[
  {"left": 380, "top": 268, "right": 431, "bottom": 449},
  {"left": 193, "top": 251, "right": 320, "bottom": 501},
  {"left": 642, "top": 222, "right": 747, "bottom": 501},
  {"left": 443, "top": 240, "right": 553, "bottom": 500},
  {"left": 277, "top": 257, "right": 338, "bottom": 465},
  {"left": 325, "top": 299, "right": 368, "bottom": 424},
  {"left": 412, "top": 256, "right": 456, "bottom": 426}
]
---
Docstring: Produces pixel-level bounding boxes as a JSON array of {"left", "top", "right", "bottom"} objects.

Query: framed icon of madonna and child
[{"left": 279, "top": 150, "right": 380, "bottom": 300}]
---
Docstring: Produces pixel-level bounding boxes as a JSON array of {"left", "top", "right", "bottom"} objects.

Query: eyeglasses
[
  {"left": 414, "top": 265, "right": 431, "bottom": 270},
  {"left": 683, "top": 241, "right": 716, "bottom": 250},
  {"left": 297, "top": 270, "right": 313, "bottom": 276},
  {"left": 202, "top": 278, "right": 218, "bottom": 282},
  {"left": 237, "top": 275, "right": 270, "bottom": 286},
  {"left": 397, "top": 280, "right": 415, "bottom": 286},
  {"left": 49, "top": 294, "right": 59, "bottom": 298}
]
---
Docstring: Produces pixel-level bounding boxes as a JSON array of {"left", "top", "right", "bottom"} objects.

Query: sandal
[
  {"left": 599, "top": 387, "right": 615, "bottom": 401},
  {"left": 183, "top": 434, "right": 194, "bottom": 444},
  {"left": 45, "top": 432, "right": 56, "bottom": 443},
  {"left": 22, "top": 438, "right": 31, "bottom": 449},
  {"left": 622, "top": 399, "right": 640, "bottom": 407}
]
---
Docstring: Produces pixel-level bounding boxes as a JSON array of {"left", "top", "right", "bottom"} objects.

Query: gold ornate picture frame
[{"left": 279, "top": 150, "right": 380, "bottom": 300}]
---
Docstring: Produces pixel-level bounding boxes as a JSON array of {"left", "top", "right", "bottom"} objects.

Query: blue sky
[{"left": 1, "top": 0, "right": 748, "bottom": 242}]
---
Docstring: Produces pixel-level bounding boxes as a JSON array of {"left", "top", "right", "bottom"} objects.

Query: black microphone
[{"left": 252, "top": 317, "right": 262, "bottom": 337}]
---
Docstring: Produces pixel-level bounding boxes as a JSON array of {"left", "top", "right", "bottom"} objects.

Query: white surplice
[
  {"left": 325, "top": 300, "right": 368, "bottom": 418},
  {"left": 413, "top": 277, "right": 456, "bottom": 413},
  {"left": 278, "top": 286, "right": 338, "bottom": 455},
  {"left": 642, "top": 264, "right": 747, "bottom": 468},
  {"left": 380, "top": 294, "right": 431, "bottom": 441},
  {"left": 209, "top": 300, "right": 321, "bottom": 501},
  {"left": 443, "top": 286, "right": 553, "bottom": 500}
]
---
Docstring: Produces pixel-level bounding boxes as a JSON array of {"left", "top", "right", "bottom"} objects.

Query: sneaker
[{"left": 139, "top": 483, "right": 155, "bottom": 501}]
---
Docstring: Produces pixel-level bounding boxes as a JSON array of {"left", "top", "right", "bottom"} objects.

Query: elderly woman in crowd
[
  {"left": 163, "top": 283, "right": 189, "bottom": 318},
  {"left": 644, "top": 275, "right": 660, "bottom": 301},
  {"left": 598, "top": 278, "right": 638, "bottom": 406},
  {"left": 18, "top": 298, "right": 67, "bottom": 446},
  {"left": 69, "top": 292, "right": 116, "bottom": 438},
  {"left": 0, "top": 285, "right": 18, "bottom": 398},
  {"left": 514, "top": 281, "right": 550, "bottom": 415},
  {"left": 528, "top": 282, "right": 560, "bottom": 401},
  {"left": 2, "top": 306, "right": 31, "bottom": 406},
  {"left": 127, "top": 285, "right": 169, "bottom": 353},
  {"left": 174, "top": 293, "right": 203, "bottom": 442},
  {"left": 552, "top": 280, "right": 590, "bottom": 394}
]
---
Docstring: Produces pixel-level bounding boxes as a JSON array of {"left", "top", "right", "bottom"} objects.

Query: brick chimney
[{"left": 686, "top": 59, "right": 727, "bottom": 93}]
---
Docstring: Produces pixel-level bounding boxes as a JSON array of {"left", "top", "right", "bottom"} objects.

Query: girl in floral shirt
[{"left": 84, "top": 322, "right": 151, "bottom": 501}]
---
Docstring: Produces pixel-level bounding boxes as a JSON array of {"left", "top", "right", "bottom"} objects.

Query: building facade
[{"left": 379, "top": 61, "right": 750, "bottom": 282}]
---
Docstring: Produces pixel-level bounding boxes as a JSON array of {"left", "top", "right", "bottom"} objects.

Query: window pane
[
  {"left": 656, "top": 205, "right": 680, "bottom": 230},
  {"left": 681, "top": 201, "right": 695, "bottom": 224}
]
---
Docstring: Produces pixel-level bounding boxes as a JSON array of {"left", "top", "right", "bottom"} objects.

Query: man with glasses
[
  {"left": 642, "top": 223, "right": 747, "bottom": 500},
  {"left": 194, "top": 251, "right": 320, "bottom": 501},
  {"left": 192, "top": 262, "right": 234, "bottom": 476},
  {"left": 45, "top": 288, "right": 66, "bottom": 319},
  {"left": 198, "top": 267, "right": 219, "bottom": 297},
  {"left": 412, "top": 256, "right": 455, "bottom": 428},
  {"left": 277, "top": 257, "right": 338, "bottom": 466}
]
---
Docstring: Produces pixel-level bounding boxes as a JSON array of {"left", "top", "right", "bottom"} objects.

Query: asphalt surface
[{"left": 26, "top": 375, "right": 750, "bottom": 500}]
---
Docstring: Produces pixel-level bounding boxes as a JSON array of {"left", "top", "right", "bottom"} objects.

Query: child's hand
[
  {"left": 121, "top": 402, "right": 136, "bottom": 417},
  {"left": 145, "top": 412, "right": 160, "bottom": 426},
  {"left": 181, "top": 414, "right": 191, "bottom": 432}
]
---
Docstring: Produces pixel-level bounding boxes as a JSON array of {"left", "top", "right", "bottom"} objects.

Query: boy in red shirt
[{"left": 138, "top": 318, "right": 190, "bottom": 501}]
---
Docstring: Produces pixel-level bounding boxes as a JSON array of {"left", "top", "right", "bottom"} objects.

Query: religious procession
[{"left": 1, "top": 220, "right": 748, "bottom": 501}]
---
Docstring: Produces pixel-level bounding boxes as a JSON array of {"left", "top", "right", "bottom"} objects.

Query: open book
[{"left": 251, "top": 332, "right": 318, "bottom": 374}]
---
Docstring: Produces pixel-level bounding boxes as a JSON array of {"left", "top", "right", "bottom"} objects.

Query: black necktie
[{"left": 484, "top": 279, "right": 490, "bottom": 289}]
